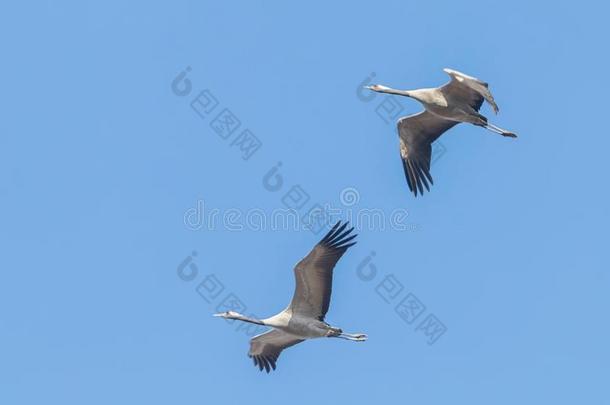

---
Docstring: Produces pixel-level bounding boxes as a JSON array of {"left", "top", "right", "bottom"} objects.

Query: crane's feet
[{"left": 502, "top": 131, "right": 517, "bottom": 138}]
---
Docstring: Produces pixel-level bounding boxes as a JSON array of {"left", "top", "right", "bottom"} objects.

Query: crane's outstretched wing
[
  {"left": 398, "top": 111, "right": 458, "bottom": 197},
  {"left": 441, "top": 68, "right": 499, "bottom": 113},
  {"left": 248, "top": 329, "right": 304, "bottom": 373},
  {"left": 288, "top": 221, "right": 357, "bottom": 321}
]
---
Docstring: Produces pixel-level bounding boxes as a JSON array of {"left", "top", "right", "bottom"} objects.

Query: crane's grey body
[
  {"left": 367, "top": 68, "right": 517, "bottom": 197},
  {"left": 213, "top": 222, "right": 366, "bottom": 373}
]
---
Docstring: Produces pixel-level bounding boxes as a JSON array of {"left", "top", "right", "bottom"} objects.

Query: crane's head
[
  {"left": 213, "top": 310, "right": 241, "bottom": 319},
  {"left": 365, "top": 84, "right": 391, "bottom": 92}
]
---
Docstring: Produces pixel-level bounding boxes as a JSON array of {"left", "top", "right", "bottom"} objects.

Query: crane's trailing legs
[
  {"left": 337, "top": 332, "right": 368, "bottom": 342},
  {"left": 325, "top": 326, "right": 368, "bottom": 341},
  {"left": 482, "top": 121, "right": 517, "bottom": 138},
  {"left": 467, "top": 111, "right": 517, "bottom": 138}
]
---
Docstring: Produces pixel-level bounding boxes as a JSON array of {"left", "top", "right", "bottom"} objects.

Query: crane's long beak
[{"left": 212, "top": 313, "right": 224, "bottom": 317}]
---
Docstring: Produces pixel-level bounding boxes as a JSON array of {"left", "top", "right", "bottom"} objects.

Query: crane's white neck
[
  {"left": 224, "top": 312, "right": 266, "bottom": 326},
  {"left": 368, "top": 84, "right": 414, "bottom": 98}
]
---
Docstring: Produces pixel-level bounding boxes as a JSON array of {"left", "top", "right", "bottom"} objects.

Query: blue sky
[{"left": 1, "top": 1, "right": 609, "bottom": 404}]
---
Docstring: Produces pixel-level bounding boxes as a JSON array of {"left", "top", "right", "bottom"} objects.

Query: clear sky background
[{"left": 1, "top": 1, "right": 609, "bottom": 404}]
